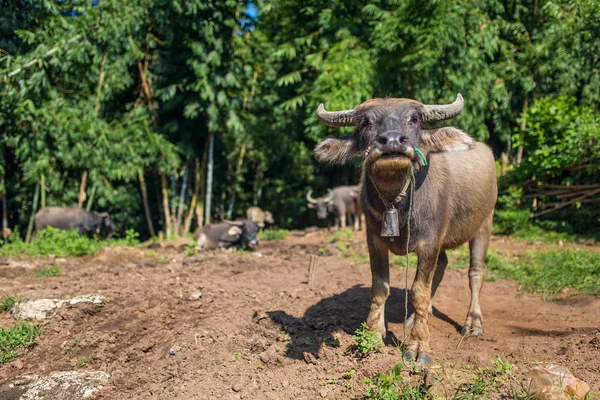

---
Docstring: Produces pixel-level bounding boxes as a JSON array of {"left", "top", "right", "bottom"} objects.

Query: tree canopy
[{"left": 1, "top": 0, "right": 598, "bottom": 239}]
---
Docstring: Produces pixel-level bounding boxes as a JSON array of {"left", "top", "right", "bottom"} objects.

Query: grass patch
[
  {"left": 0, "top": 293, "right": 21, "bottom": 312},
  {"left": 449, "top": 247, "right": 600, "bottom": 297},
  {"left": 352, "top": 322, "right": 383, "bottom": 358},
  {"left": 0, "top": 322, "right": 44, "bottom": 364},
  {"left": 0, "top": 226, "right": 140, "bottom": 258},
  {"left": 258, "top": 228, "right": 290, "bottom": 241},
  {"left": 489, "top": 249, "right": 600, "bottom": 297},
  {"left": 35, "top": 265, "right": 60, "bottom": 278}
]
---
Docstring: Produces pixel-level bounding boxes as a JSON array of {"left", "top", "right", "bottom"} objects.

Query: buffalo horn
[
  {"left": 316, "top": 104, "right": 358, "bottom": 127},
  {"left": 306, "top": 190, "right": 318, "bottom": 204},
  {"left": 421, "top": 93, "right": 464, "bottom": 122}
]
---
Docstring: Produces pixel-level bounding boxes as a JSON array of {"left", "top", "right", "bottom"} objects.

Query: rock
[
  {"left": 281, "top": 380, "right": 289, "bottom": 388},
  {"left": 189, "top": 291, "right": 203, "bottom": 301},
  {"left": 146, "top": 243, "right": 162, "bottom": 250},
  {"left": 303, "top": 352, "right": 318, "bottom": 365},
  {"left": 55, "top": 258, "right": 67, "bottom": 264},
  {"left": 0, "top": 370, "right": 109, "bottom": 400},
  {"left": 68, "top": 295, "right": 104, "bottom": 306},
  {"left": 566, "top": 380, "right": 591, "bottom": 399},
  {"left": 232, "top": 383, "right": 243, "bottom": 392},
  {"left": 134, "top": 258, "right": 155, "bottom": 268},
  {"left": 13, "top": 299, "right": 66, "bottom": 320},
  {"left": 253, "top": 252, "right": 264, "bottom": 258},
  {"left": 528, "top": 364, "right": 591, "bottom": 400},
  {"left": 183, "top": 255, "right": 206, "bottom": 267}
]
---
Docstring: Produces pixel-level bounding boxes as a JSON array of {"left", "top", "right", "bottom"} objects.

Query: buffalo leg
[
  {"left": 404, "top": 249, "right": 439, "bottom": 365},
  {"left": 340, "top": 212, "right": 346, "bottom": 229},
  {"left": 462, "top": 217, "right": 492, "bottom": 337},
  {"left": 405, "top": 251, "right": 447, "bottom": 327},
  {"left": 353, "top": 213, "right": 360, "bottom": 231},
  {"left": 366, "top": 235, "right": 390, "bottom": 339}
]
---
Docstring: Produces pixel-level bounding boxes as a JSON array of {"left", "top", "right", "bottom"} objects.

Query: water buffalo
[
  {"left": 246, "top": 207, "right": 274, "bottom": 231},
  {"left": 34, "top": 207, "right": 117, "bottom": 235},
  {"left": 306, "top": 185, "right": 363, "bottom": 230},
  {"left": 194, "top": 220, "right": 259, "bottom": 250},
  {"left": 314, "top": 94, "right": 497, "bottom": 364}
]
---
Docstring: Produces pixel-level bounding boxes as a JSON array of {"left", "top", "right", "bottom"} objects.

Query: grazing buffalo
[
  {"left": 246, "top": 207, "right": 274, "bottom": 231},
  {"left": 306, "top": 185, "right": 362, "bottom": 230},
  {"left": 314, "top": 94, "right": 497, "bottom": 364},
  {"left": 194, "top": 220, "right": 259, "bottom": 250},
  {"left": 34, "top": 207, "right": 117, "bottom": 235}
]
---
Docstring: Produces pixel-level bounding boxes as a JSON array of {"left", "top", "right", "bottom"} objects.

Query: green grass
[
  {"left": 258, "top": 228, "right": 290, "bottom": 241},
  {"left": 35, "top": 265, "right": 60, "bottom": 278},
  {"left": 449, "top": 247, "right": 600, "bottom": 297},
  {"left": 0, "top": 322, "right": 44, "bottom": 364},
  {"left": 352, "top": 322, "right": 383, "bottom": 358},
  {"left": 0, "top": 293, "right": 21, "bottom": 312},
  {"left": 0, "top": 226, "right": 140, "bottom": 258}
]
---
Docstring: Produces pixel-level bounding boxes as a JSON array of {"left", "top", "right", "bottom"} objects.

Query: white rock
[
  {"left": 0, "top": 370, "right": 110, "bottom": 400},
  {"left": 68, "top": 295, "right": 104, "bottom": 306},
  {"left": 12, "top": 299, "right": 66, "bottom": 321}
]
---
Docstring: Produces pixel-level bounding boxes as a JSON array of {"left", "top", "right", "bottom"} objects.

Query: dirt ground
[{"left": 0, "top": 229, "right": 599, "bottom": 399}]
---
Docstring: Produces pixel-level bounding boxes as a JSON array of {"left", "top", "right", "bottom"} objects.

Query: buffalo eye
[{"left": 408, "top": 114, "right": 419, "bottom": 124}]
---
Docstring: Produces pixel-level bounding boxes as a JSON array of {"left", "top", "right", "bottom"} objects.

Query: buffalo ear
[
  {"left": 314, "top": 135, "right": 360, "bottom": 165},
  {"left": 420, "top": 127, "right": 475, "bottom": 153},
  {"left": 307, "top": 203, "right": 316, "bottom": 209},
  {"left": 227, "top": 226, "right": 243, "bottom": 237}
]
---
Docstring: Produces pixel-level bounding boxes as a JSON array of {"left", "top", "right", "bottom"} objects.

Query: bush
[
  {"left": 352, "top": 322, "right": 383, "bottom": 357},
  {"left": 493, "top": 210, "right": 531, "bottom": 235}
]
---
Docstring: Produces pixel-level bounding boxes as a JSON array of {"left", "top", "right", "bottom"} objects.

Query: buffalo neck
[{"left": 363, "top": 166, "right": 413, "bottom": 217}]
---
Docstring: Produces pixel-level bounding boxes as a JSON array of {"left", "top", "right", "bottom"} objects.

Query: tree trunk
[
  {"left": 1, "top": 175, "right": 8, "bottom": 243},
  {"left": 204, "top": 132, "right": 215, "bottom": 225},
  {"left": 226, "top": 142, "right": 247, "bottom": 219},
  {"left": 500, "top": 152, "right": 508, "bottom": 176},
  {"left": 78, "top": 171, "right": 88, "bottom": 208},
  {"left": 183, "top": 157, "right": 201, "bottom": 236},
  {"left": 86, "top": 183, "right": 97, "bottom": 212},
  {"left": 174, "top": 164, "right": 189, "bottom": 236},
  {"left": 25, "top": 182, "right": 40, "bottom": 243},
  {"left": 40, "top": 174, "right": 46, "bottom": 209},
  {"left": 515, "top": 95, "right": 528, "bottom": 166},
  {"left": 138, "top": 171, "right": 155, "bottom": 237},
  {"left": 160, "top": 174, "right": 172, "bottom": 238}
]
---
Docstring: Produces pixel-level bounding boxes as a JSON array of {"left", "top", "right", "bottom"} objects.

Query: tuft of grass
[
  {"left": 78, "top": 356, "right": 90, "bottom": 367},
  {"left": 0, "top": 293, "right": 21, "bottom": 312},
  {"left": 0, "top": 322, "right": 44, "bottom": 364},
  {"left": 363, "top": 362, "right": 433, "bottom": 399},
  {"left": 184, "top": 242, "right": 197, "bottom": 256},
  {"left": 259, "top": 228, "right": 290, "bottom": 241},
  {"left": 35, "top": 265, "right": 60, "bottom": 278},
  {"left": 329, "top": 229, "right": 355, "bottom": 244},
  {"left": 352, "top": 322, "right": 383, "bottom": 358}
]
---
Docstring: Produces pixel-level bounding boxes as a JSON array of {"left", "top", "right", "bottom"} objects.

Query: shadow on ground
[{"left": 268, "top": 284, "right": 462, "bottom": 360}]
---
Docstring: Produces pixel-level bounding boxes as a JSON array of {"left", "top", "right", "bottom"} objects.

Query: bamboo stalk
[
  {"left": 533, "top": 188, "right": 600, "bottom": 218},
  {"left": 78, "top": 171, "right": 87, "bottom": 208},
  {"left": 204, "top": 132, "right": 215, "bottom": 225},
  {"left": 226, "top": 142, "right": 247, "bottom": 219},
  {"left": 86, "top": 183, "right": 97, "bottom": 211},
  {"left": 160, "top": 174, "right": 172, "bottom": 237},
  {"left": 40, "top": 174, "right": 46, "bottom": 208},
  {"left": 138, "top": 171, "right": 156, "bottom": 237},
  {"left": 25, "top": 182, "right": 40, "bottom": 243},
  {"left": 1, "top": 175, "right": 8, "bottom": 243},
  {"left": 174, "top": 164, "right": 189, "bottom": 236},
  {"left": 183, "top": 157, "right": 200, "bottom": 236}
]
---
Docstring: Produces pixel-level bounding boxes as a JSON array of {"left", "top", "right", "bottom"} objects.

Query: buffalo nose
[{"left": 378, "top": 131, "right": 408, "bottom": 147}]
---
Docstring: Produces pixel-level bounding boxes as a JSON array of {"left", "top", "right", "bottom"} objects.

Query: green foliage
[
  {"left": 352, "top": 322, "right": 383, "bottom": 358},
  {"left": 184, "top": 242, "right": 197, "bottom": 257},
  {"left": 363, "top": 362, "right": 432, "bottom": 400},
  {"left": 0, "top": 322, "right": 44, "bottom": 364},
  {"left": 35, "top": 265, "right": 60, "bottom": 278},
  {"left": 258, "top": 228, "right": 290, "bottom": 241},
  {"left": 493, "top": 210, "right": 531, "bottom": 235},
  {"left": 0, "top": 293, "right": 21, "bottom": 313},
  {"left": 453, "top": 357, "right": 514, "bottom": 399}
]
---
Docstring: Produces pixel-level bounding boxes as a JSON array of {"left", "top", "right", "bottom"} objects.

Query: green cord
[{"left": 414, "top": 147, "right": 428, "bottom": 166}]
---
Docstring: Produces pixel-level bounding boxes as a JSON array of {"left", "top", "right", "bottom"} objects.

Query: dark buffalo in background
[
  {"left": 194, "top": 220, "right": 259, "bottom": 250},
  {"left": 306, "top": 185, "right": 363, "bottom": 230},
  {"left": 34, "top": 207, "right": 117, "bottom": 235}
]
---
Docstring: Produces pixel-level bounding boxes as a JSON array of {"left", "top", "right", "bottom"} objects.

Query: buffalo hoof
[
  {"left": 461, "top": 325, "right": 484, "bottom": 337},
  {"left": 403, "top": 350, "right": 432, "bottom": 366}
]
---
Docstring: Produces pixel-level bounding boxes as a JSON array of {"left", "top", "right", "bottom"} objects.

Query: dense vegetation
[{"left": 1, "top": 0, "right": 598, "bottom": 239}]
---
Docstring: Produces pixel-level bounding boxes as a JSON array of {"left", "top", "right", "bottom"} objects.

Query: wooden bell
[{"left": 381, "top": 208, "right": 400, "bottom": 237}]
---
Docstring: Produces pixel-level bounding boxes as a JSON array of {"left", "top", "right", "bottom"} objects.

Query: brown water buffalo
[
  {"left": 306, "top": 185, "right": 362, "bottom": 230},
  {"left": 313, "top": 94, "right": 497, "bottom": 364},
  {"left": 34, "top": 207, "right": 116, "bottom": 235},
  {"left": 194, "top": 220, "right": 259, "bottom": 250},
  {"left": 246, "top": 207, "right": 274, "bottom": 231}
]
